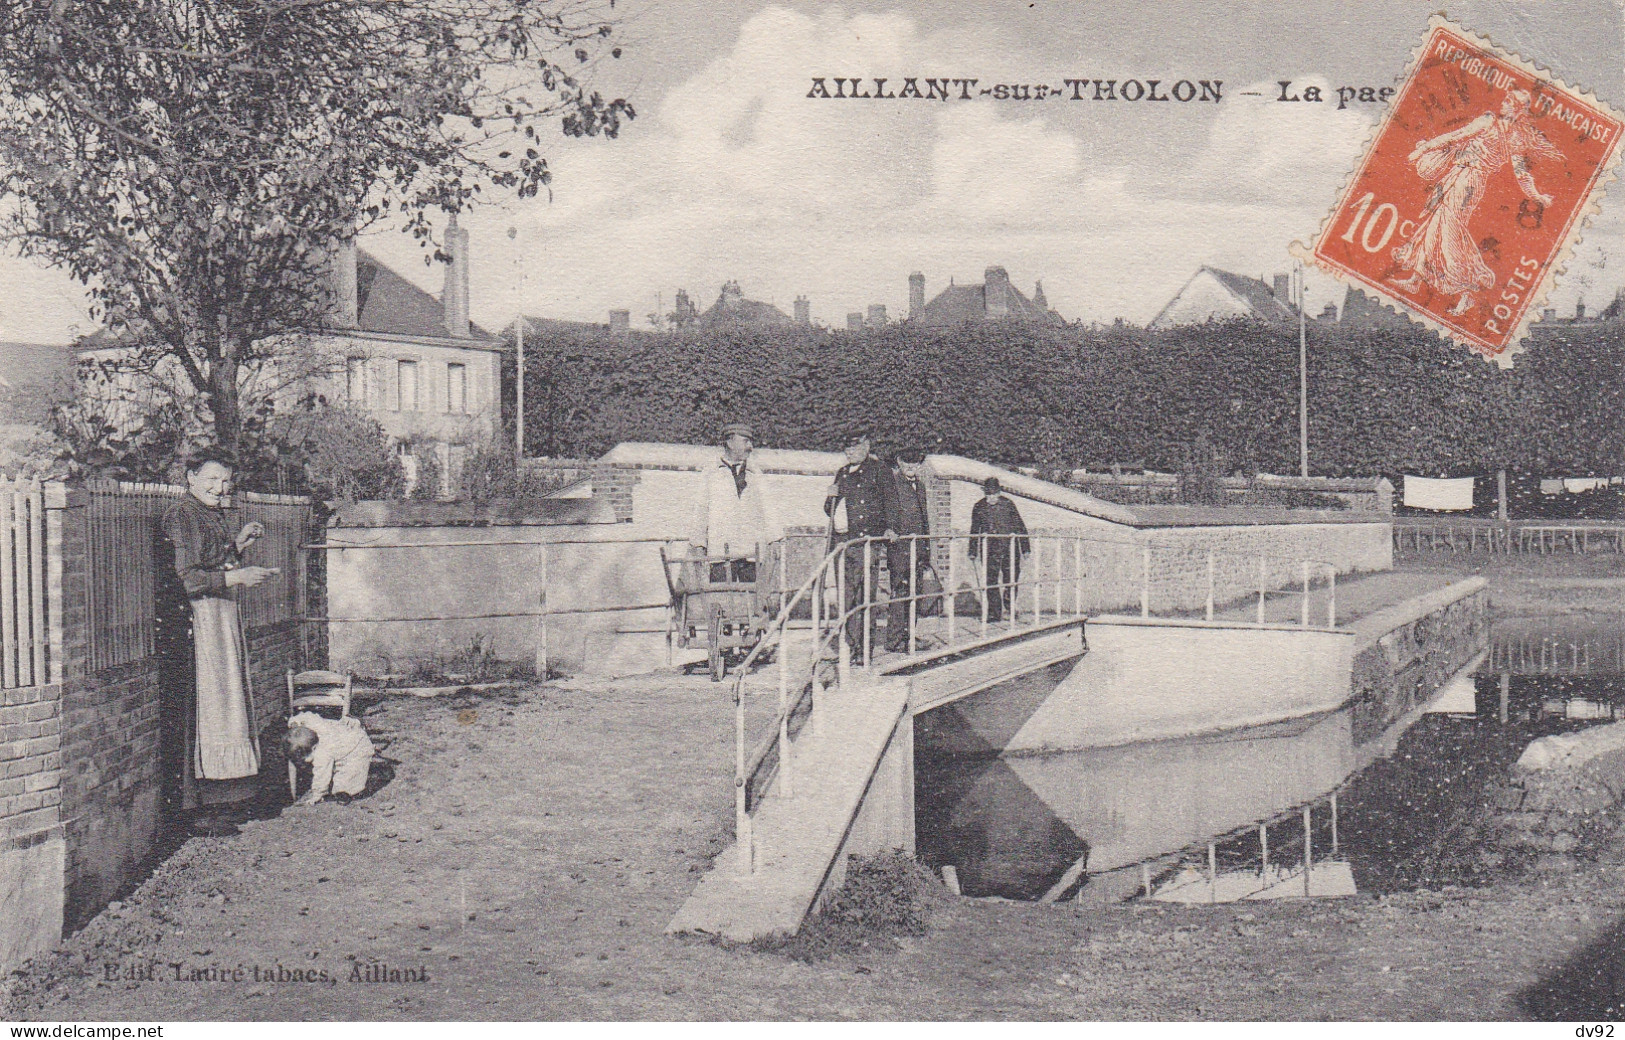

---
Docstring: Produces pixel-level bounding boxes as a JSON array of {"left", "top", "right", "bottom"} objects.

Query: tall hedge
[{"left": 506, "top": 320, "right": 1622, "bottom": 478}]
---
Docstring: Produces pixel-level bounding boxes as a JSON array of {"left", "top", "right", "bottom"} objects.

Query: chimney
[
  {"left": 608, "top": 309, "right": 630, "bottom": 332},
  {"left": 984, "top": 266, "right": 1010, "bottom": 319},
  {"left": 443, "top": 213, "right": 471, "bottom": 339},
  {"left": 1319, "top": 302, "right": 1338, "bottom": 321},
  {"left": 1273, "top": 273, "right": 1291, "bottom": 301},
  {"left": 331, "top": 235, "right": 358, "bottom": 328},
  {"left": 1576, "top": 300, "right": 1587, "bottom": 320},
  {"left": 794, "top": 296, "right": 810, "bottom": 325},
  {"left": 909, "top": 272, "right": 925, "bottom": 318},
  {"left": 866, "top": 303, "right": 888, "bottom": 327},
  {"left": 1033, "top": 280, "right": 1048, "bottom": 311},
  {"left": 1542, "top": 307, "right": 1556, "bottom": 321},
  {"left": 846, "top": 312, "right": 863, "bottom": 331}
]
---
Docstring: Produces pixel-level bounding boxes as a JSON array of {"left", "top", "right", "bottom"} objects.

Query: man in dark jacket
[
  {"left": 824, "top": 431, "right": 890, "bottom": 660},
  {"left": 969, "top": 476, "right": 1028, "bottom": 623},
  {"left": 883, "top": 450, "right": 931, "bottom": 652}
]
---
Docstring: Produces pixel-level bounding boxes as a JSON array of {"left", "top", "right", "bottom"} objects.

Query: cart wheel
[{"left": 708, "top": 611, "right": 725, "bottom": 682}]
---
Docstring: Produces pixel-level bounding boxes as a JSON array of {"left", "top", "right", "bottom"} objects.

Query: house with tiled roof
[
  {"left": 73, "top": 218, "right": 503, "bottom": 493},
  {"left": 1149, "top": 266, "right": 1302, "bottom": 330},
  {"left": 294, "top": 221, "right": 503, "bottom": 491},
  {"left": 698, "top": 281, "right": 795, "bottom": 329},
  {"left": 912, "top": 266, "right": 1065, "bottom": 327}
]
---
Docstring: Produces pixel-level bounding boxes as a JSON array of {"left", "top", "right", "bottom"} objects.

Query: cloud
[
  {"left": 3, "top": 7, "right": 1616, "bottom": 342},
  {"left": 439, "top": 13, "right": 1411, "bottom": 328}
]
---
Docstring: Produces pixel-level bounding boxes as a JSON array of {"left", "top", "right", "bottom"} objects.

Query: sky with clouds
[{"left": 2, "top": 0, "right": 1621, "bottom": 343}]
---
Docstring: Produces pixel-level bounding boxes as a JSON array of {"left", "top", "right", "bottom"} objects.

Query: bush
[
  {"left": 510, "top": 320, "right": 1624, "bottom": 477},
  {"left": 456, "top": 442, "right": 576, "bottom": 501},
  {"left": 750, "top": 850, "right": 945, "bottom": 961},
  {"left": 263, "top": 405, "right": 404, "bottom": 500},
  {"left": 405, "top": 439, "right": 444, "bottom": 501},
  {"left": 1177, "top": 430, "right": 1224, "bottom": 506}
]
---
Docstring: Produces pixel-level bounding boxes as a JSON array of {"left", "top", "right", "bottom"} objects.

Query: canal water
[{"left": 915, "top": 613, "right": 1625, "bottom": 901}]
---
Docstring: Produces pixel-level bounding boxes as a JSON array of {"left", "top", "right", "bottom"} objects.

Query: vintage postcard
[{"left": 0, "top": 0, "right": 1622, "bottom": 1030}]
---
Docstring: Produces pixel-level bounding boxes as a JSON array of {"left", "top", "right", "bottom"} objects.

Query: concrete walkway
[{"left": 1211, "top": 570, "right": 1458, "bottom": 628}]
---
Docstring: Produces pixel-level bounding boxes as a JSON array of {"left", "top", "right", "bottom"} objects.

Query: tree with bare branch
[{"left": 0, "top": 0, "right": 633, "bottom": 452}]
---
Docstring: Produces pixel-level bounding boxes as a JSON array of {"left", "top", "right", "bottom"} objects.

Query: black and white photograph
[{"left": 1, "top": 0, "right": 1624, "bottom": 1025}]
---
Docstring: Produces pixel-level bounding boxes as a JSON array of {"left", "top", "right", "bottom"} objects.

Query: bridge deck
[{"left": 1209, "top": 569, "right": 1457, "bottom": 628}]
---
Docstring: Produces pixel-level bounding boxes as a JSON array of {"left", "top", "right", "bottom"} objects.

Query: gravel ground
[
  {"left": 6, "top": 665, "right": 1625, "bottom": 1021},
  {"left": 6, "top": 555, "right": 1625, "bottom": 1021}
]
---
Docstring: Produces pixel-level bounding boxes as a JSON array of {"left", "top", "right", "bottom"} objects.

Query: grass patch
[{"left": 749, "top": 851, "right": 948, "bottom": 962}]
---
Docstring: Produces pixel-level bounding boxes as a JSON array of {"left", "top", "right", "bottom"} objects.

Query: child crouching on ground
[{"left": 285, "top": 711, "right": 375, "bottom": 805}]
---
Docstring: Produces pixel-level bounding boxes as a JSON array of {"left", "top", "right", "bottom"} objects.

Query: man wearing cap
[
  {"left": 824, "top": 431, "right": 891, "bottom": 655},
  {"left": 968, "top": 477, "right": 1028, "bottom": 623},
  {"left": 693, "top": 422, "right": 773, "bottom": 583}
]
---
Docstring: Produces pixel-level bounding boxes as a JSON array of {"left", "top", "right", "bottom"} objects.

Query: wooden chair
[{"left": 286, "top": 669, "right": 353, "bottom": 797}]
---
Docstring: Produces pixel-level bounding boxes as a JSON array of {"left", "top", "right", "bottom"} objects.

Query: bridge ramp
[{"left": 667, "top": 676, "right": 911, "bottom": 942}]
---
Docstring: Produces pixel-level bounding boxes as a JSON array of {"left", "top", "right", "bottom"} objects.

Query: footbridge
[{"left": 667, "top": 518, "right": 1361, "bottom": 941}]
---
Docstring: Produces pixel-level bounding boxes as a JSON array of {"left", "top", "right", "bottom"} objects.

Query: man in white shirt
[{"left": 693, "top": 422, "right": 775, "bottom": 583}]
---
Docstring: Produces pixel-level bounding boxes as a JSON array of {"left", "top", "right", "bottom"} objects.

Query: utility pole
[
  {"left": 1296, "top": 262, "right": 1309, "bottom": 478},
  {"left": 508, "top": 225, "right": 525, "bottom": 463}
]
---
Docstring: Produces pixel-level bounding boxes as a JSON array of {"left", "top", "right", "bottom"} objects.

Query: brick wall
[
  {"left": 0, "top": 485, "right": 320, "bottom": 955},
  {"left": 58, "top": 659, "right": 161, "bottom": 926},
  {"left": 1349, "top": 584, "right": 1490, "bottom": 744},
  {"left": 0, "top": 682, "right": 63, "bottom": 847},
  {"left": 922, "top": 470, "right": 954, "bottom": 576},
  {"left": 588, "top": 462, "right": 639, "bottom": 523},
  {"left": 0, "top": 488, "right": 68, "bottom": 973},
  {"left": 248, "top": 619, "right": 308, "bottom": 723}
]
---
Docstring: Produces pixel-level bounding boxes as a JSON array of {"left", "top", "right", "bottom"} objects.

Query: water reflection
[
  {"left": 917, "top": 706, "right": 1354, "bottom": 899},
  {"left": 917, "top": 611, "right": 1625, "bottom": 901},
  {"left": 1488, "top": 614, "right": 1625, "bottom": 677}
]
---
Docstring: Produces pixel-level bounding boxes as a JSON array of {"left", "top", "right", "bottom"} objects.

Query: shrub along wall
[{"left": 507, "top": 320, "right": 1623, "bottom": 479}]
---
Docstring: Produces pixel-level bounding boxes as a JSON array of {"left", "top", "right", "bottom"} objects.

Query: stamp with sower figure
[{"left": 1296, "top": 16, "right": 1622, "bottom": 364}]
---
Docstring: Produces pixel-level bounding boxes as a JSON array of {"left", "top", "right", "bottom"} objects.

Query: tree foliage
[
  {"left": 512, "top": 320, "right": 1623, "bottom": 479},
  {"left": 0, "top": 0, "right": 632, "bottom": 451}
]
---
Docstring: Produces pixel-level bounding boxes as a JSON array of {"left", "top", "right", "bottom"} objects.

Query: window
[
  {"left": 446, "top": 363, "right": 467, "bottom": 414},
  {"left": 345, "top": 357, "right": 370, "bottom": 407},
  {"left": 396, "top": 360, "right": 418, "bottom": 411}
]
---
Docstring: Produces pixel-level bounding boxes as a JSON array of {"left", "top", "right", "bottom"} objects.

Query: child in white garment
[{"left": 285, "top": 711, "right": 375, "bottom": 805}]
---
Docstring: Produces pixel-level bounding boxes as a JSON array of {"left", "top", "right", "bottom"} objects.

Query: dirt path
[{"left": 6, "top": 670, "right": 1625, "bottom": 1021}]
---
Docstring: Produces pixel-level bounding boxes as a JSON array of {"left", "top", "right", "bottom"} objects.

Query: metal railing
[{"left": 724, "top": 530, "right": 1342, "bottom": 875}]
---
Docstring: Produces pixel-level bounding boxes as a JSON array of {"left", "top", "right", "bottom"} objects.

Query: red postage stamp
[{"left": 1298, "top": 17, "right": 1623, "bottom": 363}]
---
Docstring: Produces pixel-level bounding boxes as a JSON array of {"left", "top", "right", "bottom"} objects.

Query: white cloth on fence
[
  {"left": 1564, "top": 477, "right": 1608, "bottom": 493},
  {"left": 1539, "top": 479, "right": 1565, "bottom": 495},
  {"left": 1403, "top": 475, "right": 1475, "bottom": 511},
  {"left": 192, "top": 596, "right": 260, "bottom": 780}
]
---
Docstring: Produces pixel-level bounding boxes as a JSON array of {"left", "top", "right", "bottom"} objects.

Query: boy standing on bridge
[{"left": 969, "top": 477, "right": 1028, "bottom": 623}]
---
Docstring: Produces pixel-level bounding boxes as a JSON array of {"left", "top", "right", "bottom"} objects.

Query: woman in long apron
[{"left": 160, "top": 450, "right": 278, "bottom": 834}]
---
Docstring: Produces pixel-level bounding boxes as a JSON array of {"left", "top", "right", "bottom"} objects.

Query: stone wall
[
  {"left": 1347, "top": 579, "right": 1490, "bottom": 744},
  {"left": 1489, "top": 722, "right": 1625, "bottom": 872}
]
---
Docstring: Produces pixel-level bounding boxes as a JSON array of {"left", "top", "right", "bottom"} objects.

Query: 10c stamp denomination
[{"left": 1299, "top": 16, "right": 1623, "bottom": 363}]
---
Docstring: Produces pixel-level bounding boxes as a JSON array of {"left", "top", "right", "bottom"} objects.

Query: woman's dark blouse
[{"left": 160, "top": 494, "right": 241, "bottom": 600}]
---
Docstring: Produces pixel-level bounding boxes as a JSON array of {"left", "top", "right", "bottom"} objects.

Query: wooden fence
[
  {"left": 0, "top": 478, "right": 48, "bottom": 689},
  {"left": 85, "top": 481, "right": 313, "bottom": 674},
  {"left": 1393, "top": 518, "right": 1625, "bottom": 555}
]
